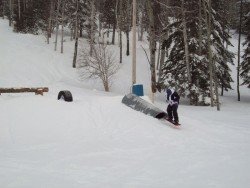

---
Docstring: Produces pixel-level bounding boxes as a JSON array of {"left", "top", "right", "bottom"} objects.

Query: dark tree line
[{"left": 0, "top": 0, "right": 249, "bottom": 104}]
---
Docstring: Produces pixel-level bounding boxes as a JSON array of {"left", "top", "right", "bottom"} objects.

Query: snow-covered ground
[{"left": 0, "top": 20, "right": 250, "bottom": 188}]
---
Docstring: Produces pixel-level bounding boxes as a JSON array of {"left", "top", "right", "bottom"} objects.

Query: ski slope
[{"left": 0, "top": 20, "right": 250, "bottom": 188}]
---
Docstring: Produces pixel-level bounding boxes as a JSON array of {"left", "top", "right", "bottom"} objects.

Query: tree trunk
[
  {"left": 23, "top": 0, "right": 26, "bottom": 12},
  {"left": 132, "top": 0, "right": 137, "bottom": 84},
  {"left": 73, "top": 0, "right": 79, "bottom": 68},
  {"left": 112, "top": 21, "right": 116, "bottom": 45},
  {"left": 118, "top": 0, "right": 122, "bottom": 63},
  {"left": 17, "top": 0, "right": 21, "bottom": 20},
  {"left": 70, "top": 28, "right": 73, "bottom": 41},
  {"left": 198, "top": 0, "right": 202, "bottom": 55},
  {"left": 98, "top": 13, "right": 102, "bottom": 37},
  {"left": 61, "top": 0, "right": 65, "bottom": 54},
  {"left": 107, "top": 24, "right": 110, "bottom": 38},
  {"left": 72, "top": 34, "right": 79, "bottom": 68},
  {"left": 119, "top": 30, "right": 122, "bottom": 63},
  {"left": 157, "top": 31, "right": 169, "bottom": 86},
  {"left": 208, "top": 0, "right": 214, "bottom": 107},
  {"left": 181, "top": 1, "right": 191, "bottom": 82},
  {"left": 79, "top": 25, "right": 83, "bottom": 37},
  {"left": 146, "top": 0, "right": 157, "bottom": 95},
  {"left": 103, "top": 80, "right": 109, "bottom": 92},
  {"left": 157, "top": 43, "right": 166, "bottom": 85},
  {"left": 126, "top": 31, "right": 130, "bottom": 56},
  {"left": 139, "top": 23, "right": 144, "bottom": 41},
  {"left": 237, "top": 0, "right": 243, "bottom": 101},
  {"left": 90, "top": 0, "right": 95, "bottom": 56},
  {"left": 213, "top": 62, "right": 220, "bottom": 111},
  {"left": 125, "top": 0, "right": 130, "bottom": 56},
  {"left": 47, "top": 0, "right": 54, "bottom": 44},
  {"left": 221, "top": 28, "right": 226, "bottom": 97},
  {"left": 2, "top": 0, "right": 5, "bottom": 19},
  {"left": 203, "top": 0, "right": 214, "bottom": 107},
  {"left": 156, "top": 41, "right": 161, "bottom": 70},
  {"left": 138, "top": 11, "right": 143, "bottom": 41},
  {"left": 9, "top": 0, "right": 12, "bottom": 26},
  {"left": 54, "top": 0, "right": 61, "bottom": 51}
]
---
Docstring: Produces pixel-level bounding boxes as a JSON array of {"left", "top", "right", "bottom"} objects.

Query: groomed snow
[{"left": 0, "top": 20, "right": 250, "bottom": 188}]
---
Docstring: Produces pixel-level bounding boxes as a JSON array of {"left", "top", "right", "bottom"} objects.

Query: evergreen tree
[
  {"left": 118, "top": 0, "right": 132, "bottom": 56},
  {"left": 160, "top": 0, "right": 234, "bottom": 106},
  {"left": 13, "top": 0, "right": 51, "bottom": 34},
  {"left": 65, "top": 0, "right": 89, "bottom": 36},
  {"left": 236, "top": 0, "right": 250, "bottom": 34},
  {"left": 211, "top": 0, "right": 235, "bottom": 95},
  {"left": 101, "top": 0, "right": 116, "bottom": 44},
  {"left": 240, "top": 11, "right": 250, "bottom": 88},
  {"left": 0, "top": 0, "right": 4, "bottom": 18}
]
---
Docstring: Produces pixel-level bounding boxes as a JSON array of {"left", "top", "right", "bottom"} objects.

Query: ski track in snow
[{"left": 1, "top": 20, "right": 250, "bottom": 188}]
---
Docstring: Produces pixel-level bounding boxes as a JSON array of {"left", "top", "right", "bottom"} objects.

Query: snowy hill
[{"left": 0, "top": 20, "right": 250, "bottom": 188}]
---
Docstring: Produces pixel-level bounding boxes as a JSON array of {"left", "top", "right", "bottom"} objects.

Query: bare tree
[{"left": 79, "top": 44, "right": 120, "bottom": 92}]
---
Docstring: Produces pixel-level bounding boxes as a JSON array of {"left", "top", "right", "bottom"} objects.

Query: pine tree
[
  {"left": 65, "top": 0, "right": 89, "bottom": 35},
  {"left": 210, "top": 0, "right": 234, "bottom": 109},
  {"left": 160, "top": 0, "right": 234, "bottom": 106},
  {"left": 161, "top": 0, "right": 209, "bottom": 105},
  {"left": 0, "top": 0, "right": 4, "bottom": 18},
  {"left": 1, "top": 0, "right": 9, "bottom": 19},
  {"left": 240, "top": 11, "right": 250, "bottom": 88},
  {"left": 12, "top": 0, "right": 51, "bottom": 34},
  {"left": 101, "top": 0, "right": 116, "bottom": 44},
  {"left": 118, "top": 0, "right": 132, "bottom": 56}
]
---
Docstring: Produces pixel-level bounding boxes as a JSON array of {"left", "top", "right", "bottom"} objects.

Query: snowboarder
[{"left": 166, "top": 88, "right": 180, "bottom": 125}]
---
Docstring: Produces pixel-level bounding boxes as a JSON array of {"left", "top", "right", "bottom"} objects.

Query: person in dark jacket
[{"left": 166, "top": 88, "right": 180, "bottom": 124}]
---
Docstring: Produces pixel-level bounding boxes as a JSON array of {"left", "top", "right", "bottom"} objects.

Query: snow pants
[{"left": 167, "top": 104, "right": 179, "bottom": 123}]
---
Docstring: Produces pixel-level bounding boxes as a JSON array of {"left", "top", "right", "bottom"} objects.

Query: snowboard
[{"left": 165, "top": 118, "right": 181, "bottom": 126}]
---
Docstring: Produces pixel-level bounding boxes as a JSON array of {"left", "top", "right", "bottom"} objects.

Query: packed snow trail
[{"left": 1, "top": 20, "right": 250, "bottom": 188}]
